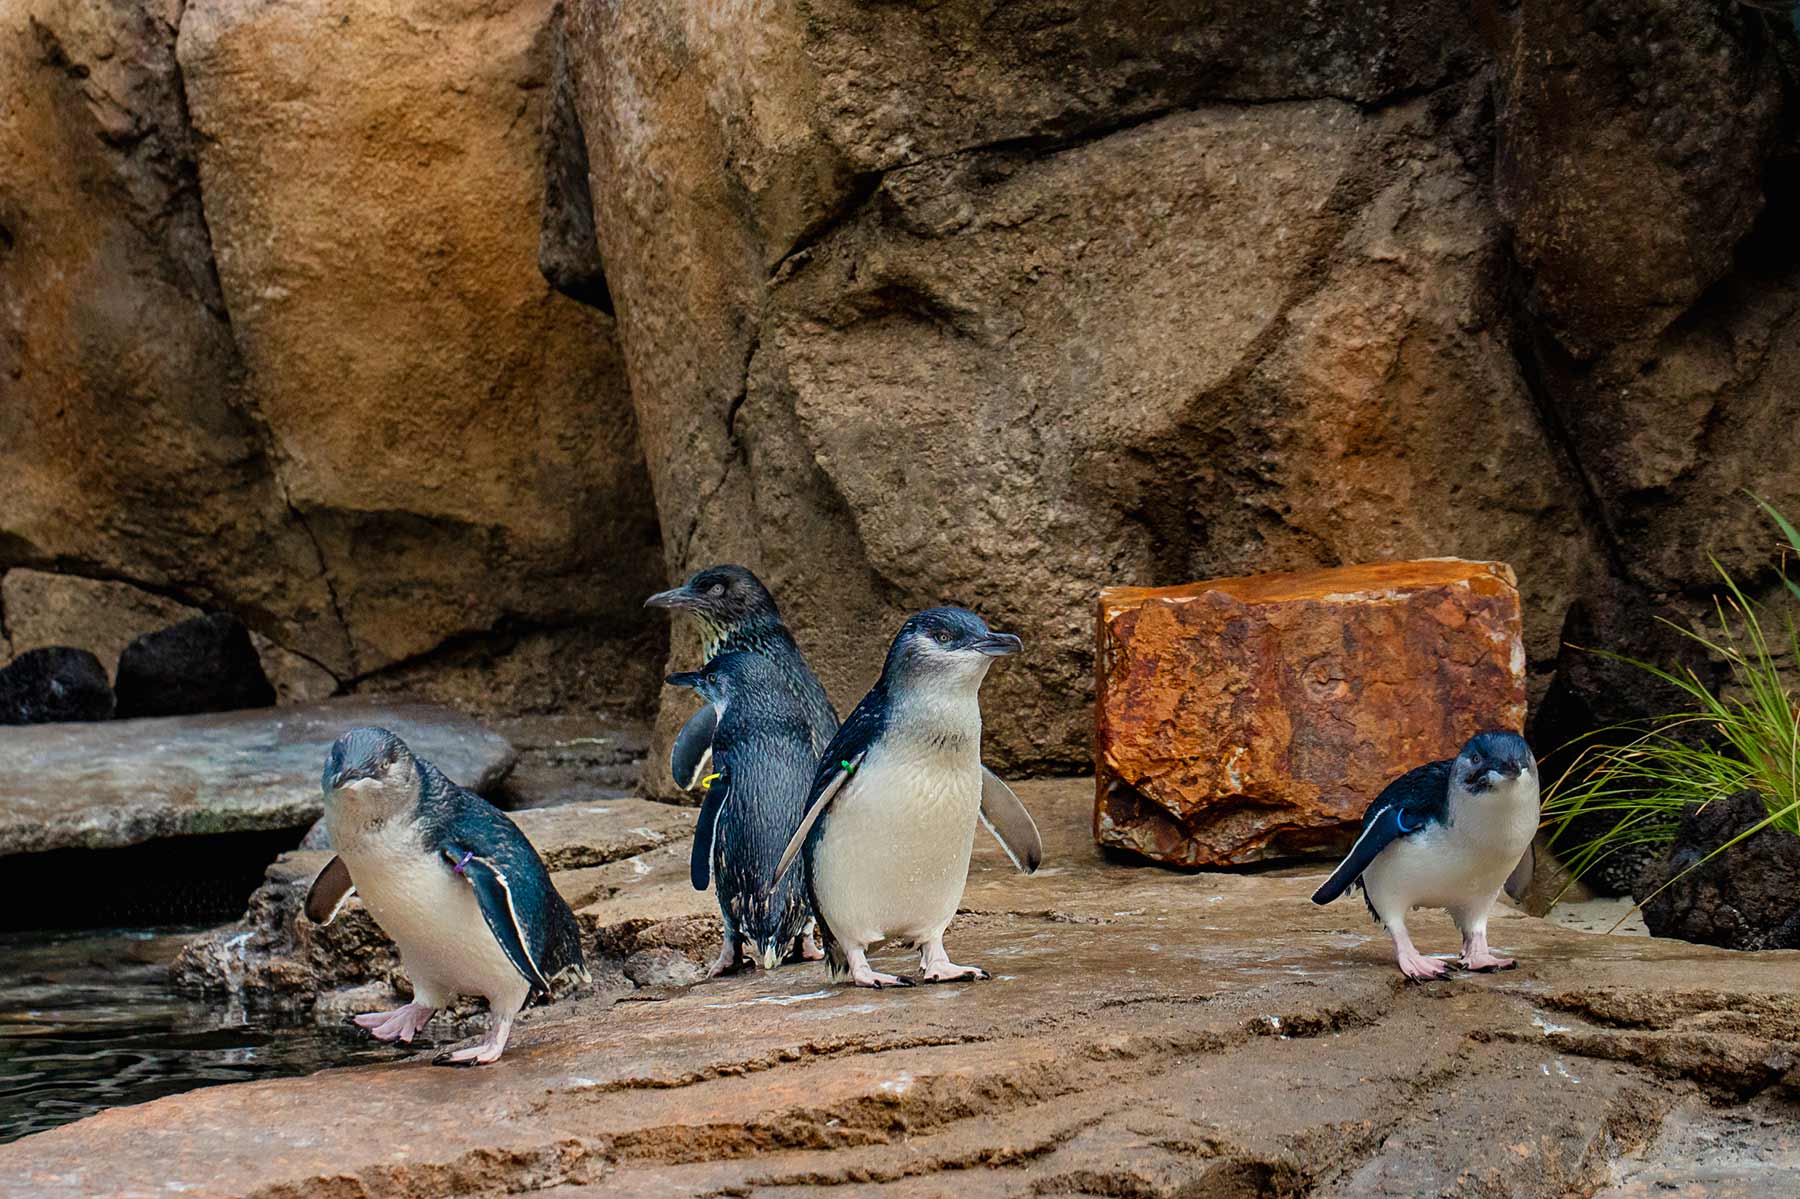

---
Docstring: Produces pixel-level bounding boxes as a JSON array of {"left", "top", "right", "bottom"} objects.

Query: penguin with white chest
[
  {"left": 1311, "top": 730, "right": 1540, "bottom": 980},
  {"left": 304, "top": 727, "right": 588, "bottom": 1064},
  {"left": 774, "top": 607, "right": 1035, "bottom": 988}
]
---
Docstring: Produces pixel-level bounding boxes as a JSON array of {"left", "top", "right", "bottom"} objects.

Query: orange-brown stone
[{"left": 1095, "top": 559, "right": 1527, "bottom": 867}]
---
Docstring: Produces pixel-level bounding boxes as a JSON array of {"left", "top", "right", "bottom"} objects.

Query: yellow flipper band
[{"left": 699, "top": 772, "right": 722, "bottom": 791}]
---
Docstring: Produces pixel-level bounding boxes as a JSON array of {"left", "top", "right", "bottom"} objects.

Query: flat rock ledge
[
  {"left": 9, "top": 781, "right": 1797, "bottom": 1199},
  {"left": 0, "top": 700, "right": 516, "bottom": 856}
]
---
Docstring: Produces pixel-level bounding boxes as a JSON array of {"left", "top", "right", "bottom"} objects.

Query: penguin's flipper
[
  {"left": 443, "top": 844, "right": 553, "bottom": 995},
  {"left": 775, "top": 749, "right": 867, "bottom": 885},
  {"left": 1310, "top": 759, "right": 1450, "bottom": 906},
  {"left": 1504, "top": 841, "right": 1536, "bottom": 901},
  {"left": 978, "top": 767, "right": 1043, "bottom": 874},
  {"left": 670, "top": 704, "right": 718, "bottom": 791},
  {"left": 690, "top": 767, "right": 729, "bottom": 891},
  {"left": 304, "top": 855, "right": 356, "bottom": 924}
]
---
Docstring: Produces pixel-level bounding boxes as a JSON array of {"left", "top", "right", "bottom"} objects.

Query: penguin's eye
[
  {"left": 709, "top": 583, "right": 726, "bottom": 597},
  {"left": 934, "top": 629, "right": 953, "bottom": 645}
]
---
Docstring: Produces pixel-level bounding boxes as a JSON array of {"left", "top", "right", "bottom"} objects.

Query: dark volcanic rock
[
  {"left": 0, "top": 647, "right": 113, "bottom": 724},
  {"left": 1639, "top": 790, "right": 1800, "bottom": 951},
  {"left": 1531, "top": 578, "right": 1730, "bottom": 895},
  {"left": 113, "top": 613, "right": 276, "bottom": 718}
]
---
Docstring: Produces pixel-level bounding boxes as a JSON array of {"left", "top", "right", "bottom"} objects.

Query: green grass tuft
[{"left": 1542, "top": 497, "right": 1800, "bottom": 911}]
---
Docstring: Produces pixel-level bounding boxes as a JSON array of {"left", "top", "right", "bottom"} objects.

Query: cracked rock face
[
  {"left": 0, "top": 0, "right": 664, "bottom": 710},
  {"left": 1095, "top": 559, "right": 1526, "bottom": 866},
  {"left": 569, "top": 0, "right": 1618, "bottom": 782},
  {"left": 7, "top": 781, "right": 1797, "bottom": 1197}
]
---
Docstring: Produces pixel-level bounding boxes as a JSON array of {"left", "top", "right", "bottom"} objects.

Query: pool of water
[{"left": 0, "top": 926, "right": 396, "bottom": 1144}]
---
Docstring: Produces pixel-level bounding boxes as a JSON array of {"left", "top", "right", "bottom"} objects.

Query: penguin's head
[
  {"left": 645, "top": 564, "right": 779, "bottom": 642},
  {"left": 322, "top": 727, "right": 418, "bottom": 804},
  {"left": 665, "top": 650, "right": 771, "bottom": 708},
  {"left": 1453, "top": 730, "right": 1536, "bottom": 795},
  {"left": 885, "top": 606, "right": 1021, "bottom": 689}
]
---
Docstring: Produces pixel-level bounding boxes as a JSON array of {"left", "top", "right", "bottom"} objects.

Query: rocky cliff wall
[{"left": 4, "top": 0, "right": 1796, "bottom": 769}]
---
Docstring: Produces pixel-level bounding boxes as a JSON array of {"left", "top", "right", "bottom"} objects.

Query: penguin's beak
[
  {"left": 754, "top": 944, "right": 783, "bottom": 971},
  {"left": 644, "top": 586, "right": 694, "bottom": 610},
  {"left": 1485, "top": 762, "right": 1522, "bottom": 785},
  {"left": 665, "top": 670, "right": 704, "bottom": 689},
  {"left": 974, "top": 632, "right": 1023, "bottom": 657}
]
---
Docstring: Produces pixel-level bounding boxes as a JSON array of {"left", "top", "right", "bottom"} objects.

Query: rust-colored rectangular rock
[{"left": 1095, "top": 559, "right": 1526, "bottom": 867}]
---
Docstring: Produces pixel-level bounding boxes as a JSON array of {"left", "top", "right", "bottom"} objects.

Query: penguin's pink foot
[
  {"left": 799, "top": 927, "right": 826, "bottom": 962},
  {"left": 433, "top": 1015, "right": 513, "bottom": 1066},
  {"left": 844, "top": 947, "right": 912, "bottom": 989},
  {"left": 1396, "top": 949, "right": 1453, "bottom": 981},
  {"left": 706, "top": 938, "right": 744, "bottom": 979},
  {"left": 1462, "top": 951, "right": 1516, "bottom": 972},
  {"left": 917, "top": 940, "right": 989, "bottom": 983},
  {"left": 353, "top": 1002, "right": 436, "bottom": 1043},
  {"left": 1460, "top": 931, "right": 1515, "bottom": 973}
]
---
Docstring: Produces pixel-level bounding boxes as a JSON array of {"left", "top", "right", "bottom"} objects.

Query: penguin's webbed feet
[
  {"left": 353, "top": 1002, "right": 437, "bottom": 1043},
  {"left": 916, "top": 940, "right": 988, "bottom": 984},
  {"left": 1394, "top": 950, "right": 1455, "bottom": 982},
  {"left": 1458, "top": 929, "right": 1516, "bottom": 973},
  {"left": 431, "top": 1014, "right": 513, "bottom": 1066},
  {"left": 843, "top": 946, "right": 912, "bottom": 989}
]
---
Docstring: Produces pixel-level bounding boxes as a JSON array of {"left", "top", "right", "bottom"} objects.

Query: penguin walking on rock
[
  {"left": 667, "top": 652, "right": 817, "bottom": 975},
  {"left": 304, "top": 727, "right": 587, "bottom": 1064},
  {"left": 647, "top": 565, "right": 1043, "bottom": 876},
  {"left": 1311, "top": 730, "right": 1540, "bottom": 981},
  {"left": 774, "top": 607, "right": 1033, "bottom": 988}
]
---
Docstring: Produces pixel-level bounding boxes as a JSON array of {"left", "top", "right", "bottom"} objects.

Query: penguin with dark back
[
  {"left": 304, "top": 727, "right": 588, "bottom": 1064},
  {"left": 774, "top": 607, "right": 1034, "bottom": 988},
  {"left": 647, "top": 565, "right": 1043, "bottom": 876},
  {"left": 667, "top": 652, "right": 818, "bottom": 974},
  {"left": 1311, "top": 730, "right": 1540, "bottom": 980}
]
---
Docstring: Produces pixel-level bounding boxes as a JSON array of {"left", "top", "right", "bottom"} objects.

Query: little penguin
[
  {"left": 1311, "top": 730, "right": 1540, "bottom": 981},
  {"left": 303, "top": 727, "right": 588, "bottom": 1064},
  {"left": 773, "top": 607, "right": 1029, "bottom": 988},
  {"left": 666, "top": 652, "right": 817, "bottom": 975},
  {"left": 648, "top": 565, "right": 1042, "bottom": 874}
]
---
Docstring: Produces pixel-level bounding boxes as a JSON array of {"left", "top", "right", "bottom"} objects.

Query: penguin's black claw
[{"left": 918, "top": 967, "right": 989, "bottom": 984}]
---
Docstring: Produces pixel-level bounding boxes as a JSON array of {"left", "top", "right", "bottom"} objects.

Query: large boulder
[
  {"left": 0, "top": 647, "right": 114, "bottom": 725},
  {"left": 0, "top": 0, "right": 344, "bottom": 669},
  {"left": 1095, "top": 559, "right": 1527, "bottom": 866},
  {"left": 1638, "top": 790, "right": 1800, "bottom": 951},
  {"left": 1486, "top": 0, "right": 1800, "bottom": 594},
  {"left": 113, "top": 613, "right": 276, "bottom": 718},
  {"left": 568, "top": 2, "right": 1600, "bottom": 775},
  {"left": 174, "top": 0, "right": 664, "bottom": 683}
]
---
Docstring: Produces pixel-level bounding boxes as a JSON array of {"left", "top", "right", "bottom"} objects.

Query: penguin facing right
[
  {"left": 646, "top": 564, "right": 1042, "bottom": 874},
  {"left": 665, "top": 652, "right": 817, "bottom": 975},
  {"left": 775, "top": 607, "right": 1030, "bottom": 988}
]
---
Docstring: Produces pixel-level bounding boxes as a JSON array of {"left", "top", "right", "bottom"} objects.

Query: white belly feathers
[
  {"left": 812, "top": 737, "right": 983, "bottom": 947},
  {"left": 336, "top": 814, "right": 529, "bottom": 1008},
  {"left": 1363, "top": 775, "right": 1540, "bottom": 917}
]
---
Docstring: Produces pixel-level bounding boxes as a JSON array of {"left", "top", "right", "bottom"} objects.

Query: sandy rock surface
[{"left": 8, "top": 780, "right": 1795, "bottom": 1198}]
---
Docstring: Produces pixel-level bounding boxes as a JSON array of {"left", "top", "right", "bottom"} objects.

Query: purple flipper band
[{"left": 452, "top": 851, "right": 474, "bottom": 875}]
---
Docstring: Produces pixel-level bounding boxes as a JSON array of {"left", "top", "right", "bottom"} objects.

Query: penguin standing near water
[
  {"left": 774, "top": 607, "right": 1037, "bottom": 988},
  {"left": 303, "top": 727, "right": 587, "bottom": 1064},
  {"left": 1311, "top": 730, "right": 1540, "bottom": 980},
  {"left": 666, "top": 652, "right": 817, "bottom": 975}
]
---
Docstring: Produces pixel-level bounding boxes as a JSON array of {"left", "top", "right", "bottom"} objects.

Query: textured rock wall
[
  {"left": 5, "top": 0, "right": 1797, "bottom": 765},
  {"left": 567, "top": 0, "right": 1800, "bottom": 775},
  {"left": 1, "top": 0, "right": 664, "bottom": 715}
]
